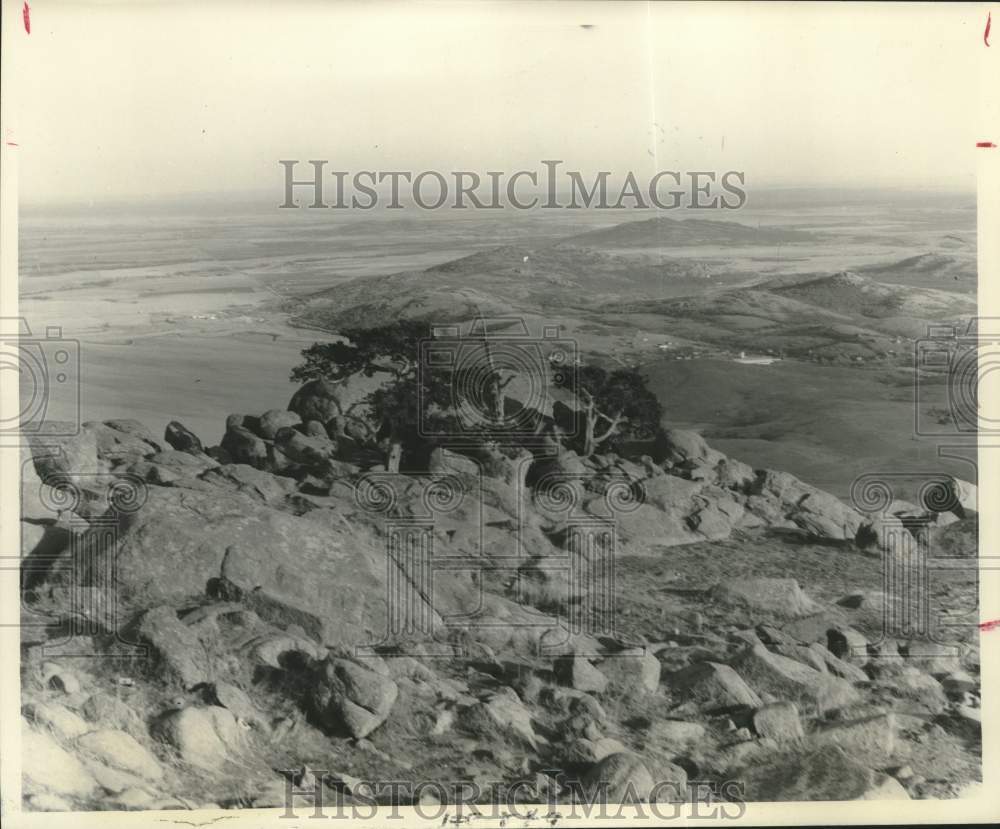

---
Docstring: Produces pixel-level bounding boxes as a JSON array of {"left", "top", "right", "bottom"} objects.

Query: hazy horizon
[{"left": 12, "top": 2, "right": 984, "bottom": 205}]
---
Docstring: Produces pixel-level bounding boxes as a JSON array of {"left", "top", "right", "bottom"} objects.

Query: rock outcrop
[{"left": 16, "top": 411, "right": 979, "bottom": 811}]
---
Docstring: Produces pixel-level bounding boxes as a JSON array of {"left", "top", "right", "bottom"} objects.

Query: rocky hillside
[{"left": 19, "top": 398, "right": 981, "bottom": 811}]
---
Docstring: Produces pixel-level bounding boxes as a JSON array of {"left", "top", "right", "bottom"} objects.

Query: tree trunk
[
  {"left": 582, "top": 414, "right": 596, "bottom": 457},
  {"left": 386, "top": 441, "right": 402, "bottom": 473}
]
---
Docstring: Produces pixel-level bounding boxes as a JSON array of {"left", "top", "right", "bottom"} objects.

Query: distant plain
[{"left": 19, "top": 190, "right": 976, "bottom": 498}]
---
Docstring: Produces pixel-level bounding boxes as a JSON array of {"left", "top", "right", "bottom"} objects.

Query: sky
[{"left": 8, "top": 1, "right": 987, "bottom": 204}]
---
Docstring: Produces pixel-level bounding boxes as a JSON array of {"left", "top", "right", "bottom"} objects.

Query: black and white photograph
[{"left": 1, "top": 1, "right": 997, "bottom": 825}]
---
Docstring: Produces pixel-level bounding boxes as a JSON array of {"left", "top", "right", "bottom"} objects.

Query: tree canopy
[{"left": 291, "top": 321, "right": 664, "bottom": 466}]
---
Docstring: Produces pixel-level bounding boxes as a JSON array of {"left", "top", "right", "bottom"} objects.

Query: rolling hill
[{"left": 562, "top": 216, "right": 816, "bottom": 248}]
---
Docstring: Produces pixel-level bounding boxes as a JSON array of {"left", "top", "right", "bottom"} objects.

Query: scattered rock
[
  {"left": 888, "top": 667, "right": 948, "bottom": 712},
  {"left": 82, "top": 757, "right": 147, "bottom": 794},
  {"left": 220, "top": 425, "right": 268, "bottom": 469},
  {"left": 565, "top": 736, "right": 628, "bottom": 765},
  {"left": 811, "top": 713, "right": 897, "bottom": 765},
  {"left": 164, "top": 421, "right": 204, "bottom": 454},
  {"left": 709, "top": 578, "right": 821, "bottom": 619},
  {"left": 600, "top": 648, "right": 660, "bottom": 694},
  {"left": 199, "top": 463, "right": 297, "bottom": 503},
  {"left": 27, "top": 424, "right": 104, "bottom": 480},
  {"left": 647, "top": 719, "right": 706, "bottom": 751},
  {"left": 153, "top": 706, "right": 240, "bottom": 768},
  {"left": 751, "top": 469, "right": 863, "bottom": 540},
  {"left": 241, "top": 632, "right": 323, "bottom": 669},
  {"left": 133, "top": 606, "right": 210, "bottom": 689},
  {"left": 903, "top": 639, "right": 961, "bottom": 676},
  {"left": 428, "top": 447, "right": 481, "bottom": 477},
  {"left": 580, "top": 752, "right": 655, "bottom": 803},
  {"left": 23, "top": 701, "right": 91, "bottom": 741},
  {"left": 752, "top": 702, "right": 804, "bottom": 744},
  {"left": 25, "top": 792, "right": 74, "bottom": 811},
  {"left": 826, "top": 627, "right": 869, "bottom": 663},
  {"left": 77, "top": 728, "right": 164, "bottom": 781},
  {"left": 258, "top": 409, "right": 302, "bottom": 439},
  {"left": 42, "top": 663, "right": 82, "bottom": 695},
  {"left": 211, "top": 680, "right": 267, "bottom": 729},
  {"left": 460, "top": 687, "right": 540, "bottom": 749},
  {"left": 82, "top": 695, "right": 149, "bottom": 739},
  {"left": 289, "top": 378, "right": 352, "bottom": 424},
  {"left": 731, "top": 644, "right": 859, "bottom": 712},
  {"left": 22, "top": 723, "right": 99, "bottom": 797},
  {"left": 554, "top": 654, "right": 609, "bottom": 694},
  {"left": 741, "top": 746, "right": 890, "bottom": 801},
  {"left": 807, "top": 642, "right": 869, "bottom": 681},
  {"left": 108, "top": 787, "right": 158, "bottom": 809},
  {"left": 860, "top": 773, "right": 911, "bottom": 800},
  {"left": 944, "top": 477, "right": 977, "bottom": 518},
  {"left": 311, "top": 657, "right": 399, "bottom": 739},
  {"left": 942, "top": 670, "right": 977, "bottom": 697},
  {"left": 668, "top": 661, "right": 762, "bottom": 710}
]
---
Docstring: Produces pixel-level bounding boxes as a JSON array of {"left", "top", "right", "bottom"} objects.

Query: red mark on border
[
  {"left": 5, "top": 142, "right": 18, "bottom": 148},
  {"left": 979, "top": 619, "right": 1000, "bottom": 632},
  {"left": 977, "top": 142, "right": 997, "bottom": 148},
  {"left": 22, "top": 2, "right": 30, "bottom": 34},
  {"left": 986, "top": 12, "right": 992, "bottom": 47}
]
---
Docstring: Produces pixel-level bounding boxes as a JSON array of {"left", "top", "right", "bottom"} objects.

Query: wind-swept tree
[
  {"left": 291, "top": 321, "right": 454, "bottom": 472},
  {"left": 553, "top": 363, "right": 663, "bottom": 456}
]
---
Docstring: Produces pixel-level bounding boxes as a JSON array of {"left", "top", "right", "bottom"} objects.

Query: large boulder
[
  {"left": 554, "top": 654, "right": 609, "bottom": 694},
  {"left": 709, "top": 578, "right": 821, "bottom": 619},
  {"left": 22, "top": 722, "right": 99, "bottom": 798},
  {"left": 152, "top": 706, "right": 241, "bottom": 768},
  {"left": 129, "top": 449, "right": 218, "bottom": 486},
  {"left": 58, "top": 484, "right": 442, "bottom": 649},
  {"left": 944, "top": 476, "right": 977, "bottom": 518},
  {"left": 580, "top": 752, "right": 656, "bottom": 803},
  {"left": 272, "top": 428, "right": 338, "bottom": 469},
  {"left": 164, "top": 421, "right": 204, "bottom": 454},
  {"left": 86, "top": 420, "right": 161, "bottom": 466},
  {"left": 77, "top": 728, "right": 164, "bottom": 781},
  {"left": 27, "top": 422, "right": 105, "bottom": 478},
  {"left": 657, "top": 429, "right": 712, "bottom": 464},
  {"left": 257, "top": 409, "right": 302, "bottom": 440},
  {"left": 655, "top": 429, "right": 755, "bottom": 490},
  {"left": 752, "top": 701, "right": 805, "bottom": 744},
  {"left": 22, "top": 700, "right": 92, "bottom": 741},
  {"left": 219, "top": 425, "right": 268, "bottom": 470},
  {"left": 599, "top": 648, "right": 661, "bottom": 695},
  {"left": 131, "top": 605, "right": 211, "bottom": 689},
  {"left": 311, "top": 656, "right": 399, "bottom": 739},
  {"left": 668, "top": 661, "right": 762, "bottom": 710},
  {"left": 810, "top": 713, "right": 897, "bottom": 765},
  {"left": 198, "top": 464, "right": 297, "bottom": 504},
  {"left": 739, "top": 746, "right": 904, "bottom": 801},
  {"left": 460, "top": 687, "right": 541, "bottom": 749},
  {"left": 428, "top": 448, "right": 481, "bottom": 478},
  {"left": 612, "top": 477, "right": 744, "bottom": 548},
  {"left": 750, "top": 469, "right": 864, "bottom": 540},
  {"left": 288, "top": 375, "right": 384, "bottom": 426},
  {"left": 730, "top": 644, "right": 860, "bottom": 712},
  {"left": 288, "top": 378, "right": 345, "bottom": 423}
]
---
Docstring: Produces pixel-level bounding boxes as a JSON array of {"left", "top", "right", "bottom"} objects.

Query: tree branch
[{"left": 593, "top": 412, "right": 626, "bottom": 445}]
